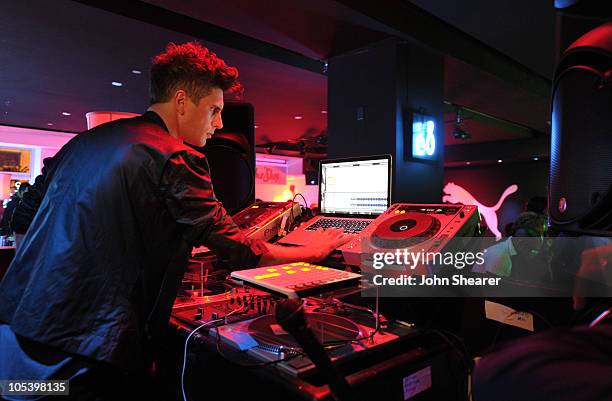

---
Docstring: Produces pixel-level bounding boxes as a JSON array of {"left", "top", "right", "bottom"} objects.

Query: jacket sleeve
[
  {"left": 160, "top": 151, "right": 268, "bottom": 268},
  {"left": 10, "top": 157, "right": 55, "bottom": 234}
]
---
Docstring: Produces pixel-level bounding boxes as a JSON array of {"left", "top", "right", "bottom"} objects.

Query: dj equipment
[
  {"left": 341, "top": 204, "right": 480, "bottom": 269},
  {"left": 279, "top": 155, "right": 391, "bottom": 247},
  {"left": 550, "top": 22, "right": 612, "bottom": 234},
  {"left": 232, "top": 200, "right": 301, "bottom": 242},
  {"left": 173, "top": 281, "right": 275, "bottom": 325},
  {"left": 275, "top": 299, "right": 353, "bottom": 401},
  {"left": 191, "top": 200, "right": 301, "bottom": 256},
  {"left": 230, "top": 263, "right": 362, "bottom": 299},
  {"left": 171, "top": 278, "right": 467, "bottom": 401}
]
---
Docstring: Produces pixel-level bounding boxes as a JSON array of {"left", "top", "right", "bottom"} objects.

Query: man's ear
[{"left": 174, "top": 90, "right": 186, "bottom": 116}]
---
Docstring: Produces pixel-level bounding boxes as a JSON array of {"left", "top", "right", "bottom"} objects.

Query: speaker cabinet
[
  {"left": 192, "top": 102, "right": 255, "bottom": 215},
  {"left": 550, "top": 22, "right": 612, "bottom": 233}
]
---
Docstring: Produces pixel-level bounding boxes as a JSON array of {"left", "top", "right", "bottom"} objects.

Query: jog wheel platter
[{"left": 371, "top": 212, "right": 441, "bottom": 249}]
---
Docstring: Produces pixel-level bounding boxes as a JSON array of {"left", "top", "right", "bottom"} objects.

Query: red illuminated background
[{"left": 0, "top": 0, "right": 562, "bottom": 233}]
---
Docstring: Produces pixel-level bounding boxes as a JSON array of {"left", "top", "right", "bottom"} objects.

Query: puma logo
[{"left": 442, "top": 182, "right": 518, "bottom": 240}]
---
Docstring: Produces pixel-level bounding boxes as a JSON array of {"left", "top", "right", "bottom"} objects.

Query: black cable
[
  {"left": 294, "top": 193, "right": 308, "bottom": 209},
  {"left": 288, "top": 192, "right": 310, "bottom": 233}
]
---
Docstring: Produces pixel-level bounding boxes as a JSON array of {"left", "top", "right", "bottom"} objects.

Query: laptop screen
[{"left": 319, "top": 156, "right": 391, "bottom": 216}]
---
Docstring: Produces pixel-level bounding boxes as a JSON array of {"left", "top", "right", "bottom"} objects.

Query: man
[
  {"left": 0, "top": 42, "right": 347, "bottom": 399},
  {"left": 472, "top": 212, "right": 547, "bottom": 279},
  {"left": 0, "top": 182, "right": 29, "bottom": 237}
]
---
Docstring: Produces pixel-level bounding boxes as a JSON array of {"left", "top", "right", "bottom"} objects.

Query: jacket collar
[{"left": 142, "top": 110, "right": 169, "bottom": 133}]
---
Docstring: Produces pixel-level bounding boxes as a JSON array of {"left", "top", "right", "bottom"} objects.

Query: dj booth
[
  {"left": 165, "top": 187, "right": 484, "bottom": 401},
  {"left": 162, "top": 154, "right": 488, "bottom": 401},
  {"left": 169, "top": 265, "right": 470, "bottom": 401}
]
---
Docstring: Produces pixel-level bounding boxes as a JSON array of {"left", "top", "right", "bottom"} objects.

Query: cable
[
  {"left": 181, "top": 318, "right": 224, "bottom": 401},
  {"left": 288, "top": 192, "right": 309, "bottom": 232},
  {"left": 181, "top": 301, "right": 250, "bottom": 401},
  {"left": 293, "top": 192, "right": 308, "bottom": 209}
]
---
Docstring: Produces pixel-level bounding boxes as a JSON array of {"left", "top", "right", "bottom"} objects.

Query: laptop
[{"left": 278, "top": 155, "right": 392, "bottom": 246}]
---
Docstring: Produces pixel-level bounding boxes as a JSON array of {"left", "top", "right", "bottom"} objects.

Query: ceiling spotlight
[
  {"left": 466, "top": 161, "right": 471, "bottom": 165},
  {"left": 61, "top": 111, "right": 71, "bottom": 116},
  {"left": 533, "top": 156, "right": 539, "bottom": 161},
  {"left": 254, "top": 125, "right": 259, "bottom": 129},
  {"left": 453, "top": 125, "right": 470, "bottom": 140},
  {"left": 453, "top": 109, "right": 470, "bottom": 140},
  {"left": 131, "top": 69, "right": 142, "bottom": 75},
  {"left": 497, "top": 159, "right": 503, "bottom": 163},
  {"left": 111, "top": 81, "right": 123, "bottom": 87},
  {"left": 293, "top": 115, "right": 303, "bottom": 120},
  {"left": 321, "top": 110, "right": 327, "bottom": 114}
]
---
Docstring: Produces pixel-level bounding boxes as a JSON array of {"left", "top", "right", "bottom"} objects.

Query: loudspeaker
[
  {"left": 194, "top": 102, "right": 255, "bottom": 215},
  {"left": 555, "top": 0, "right": 612, "bottom": 18},
  {"left": 550, "top": 22, "right": 612, "bottom": 233}
]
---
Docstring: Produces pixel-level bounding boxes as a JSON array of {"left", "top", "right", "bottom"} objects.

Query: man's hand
[
  {"left": 258, "top": 228, "right": 351, "bottom": 266},
  {"left": 304, "top": 228, "right": 351, "bottom": 262},
  {"left": 573, "top": 243, "right": 612, "bottom": 310}
]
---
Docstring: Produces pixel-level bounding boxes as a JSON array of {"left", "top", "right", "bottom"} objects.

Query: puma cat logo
[{"left": 442, "top": 182, "right": 518, "bottom": 240}]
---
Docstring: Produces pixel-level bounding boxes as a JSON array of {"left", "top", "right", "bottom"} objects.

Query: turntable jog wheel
[{"left": 371, "top": 212, "right": 441, "bottom": 248}]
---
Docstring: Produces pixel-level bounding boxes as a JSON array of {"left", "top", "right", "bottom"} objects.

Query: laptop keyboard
[{"left": 305, "top": 218, "right": 370, "bottom": 234}]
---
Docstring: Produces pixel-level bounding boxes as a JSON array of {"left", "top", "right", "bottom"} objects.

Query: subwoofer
[
  {"left": 550, "top": 22, "right": 612, "bottom": 233},
  {"left": 192, "top": 102, "right": 255, "bottom": 215}
]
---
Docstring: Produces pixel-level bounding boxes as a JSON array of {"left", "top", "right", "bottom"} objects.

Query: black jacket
[{"left": 0, "top": 111, "right": 266, "bottom": 369}]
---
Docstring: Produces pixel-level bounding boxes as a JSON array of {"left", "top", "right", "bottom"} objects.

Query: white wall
[
  {"left": 0, "top": 125, "right": 75, "bottom": 198},
  {"left": 254, "top": 153, "right": 319, "bottom": 207}
]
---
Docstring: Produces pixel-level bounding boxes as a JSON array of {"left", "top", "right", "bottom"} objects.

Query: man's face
[
  {"left": 512, "top": 228, "right": 544, "bottom": 257},
  {"left": 178, "top": 87, "right": 224, "bottom": 147}
]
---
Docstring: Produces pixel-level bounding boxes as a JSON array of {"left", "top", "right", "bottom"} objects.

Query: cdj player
[{"left": 341, "top": 203, "right": 480, "bottom": 270}]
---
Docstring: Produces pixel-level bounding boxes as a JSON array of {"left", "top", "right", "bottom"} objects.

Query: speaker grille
[
  {"left": 204, "top": 139, "right": 254, "bottom": 215},
  {"left": 550, "top": 66, "right": 612, "bottom": 229}
]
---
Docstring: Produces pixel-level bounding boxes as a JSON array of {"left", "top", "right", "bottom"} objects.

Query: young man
[{"left": 0, "top": 42, "right": 347, "bottom": 399}]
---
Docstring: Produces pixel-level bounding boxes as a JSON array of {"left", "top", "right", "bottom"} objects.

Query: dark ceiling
[{"left": 0, "top": 0, "right": 558, "bottom": 148}]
